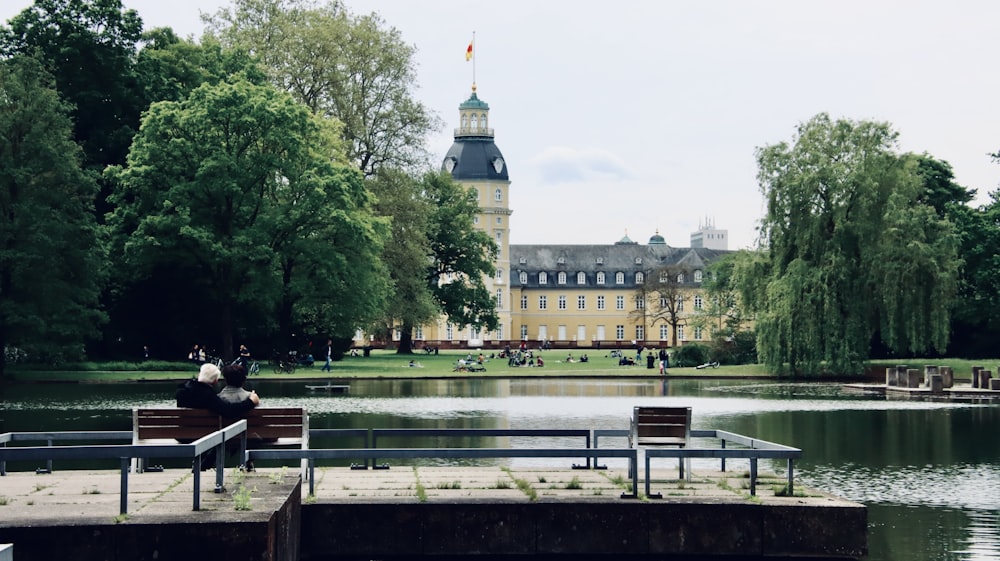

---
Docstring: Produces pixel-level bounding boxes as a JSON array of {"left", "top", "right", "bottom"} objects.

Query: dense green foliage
[
  {"left": 0, "top": 56, "right": 106, "bottom": 376},
  {"left": 745, "top": 114, "right": 961, "bottom": 376}
]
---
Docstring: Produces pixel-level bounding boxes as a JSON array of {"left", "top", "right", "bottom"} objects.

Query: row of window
[
  {"left": 516, "top": 270, "right": 704, "bottom": 286},
  {"left": 521, "top": 294, "right": 703, "bottom": 311},
  {"left": 518, "top": 325, "right": 704, "bottom": 341}
]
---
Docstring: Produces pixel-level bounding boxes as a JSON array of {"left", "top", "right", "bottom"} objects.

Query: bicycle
[{"left": 270, "top": 352, "right": 297, "bottom": 375}]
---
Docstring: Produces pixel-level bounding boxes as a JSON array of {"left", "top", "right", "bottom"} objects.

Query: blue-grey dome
[{"left": 442, "top": 139, "right": 509, "bottom": 181}]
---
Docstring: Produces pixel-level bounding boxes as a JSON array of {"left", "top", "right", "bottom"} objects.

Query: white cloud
[{"left": 528, "top": 146, "right": 635, "bottom": 184}]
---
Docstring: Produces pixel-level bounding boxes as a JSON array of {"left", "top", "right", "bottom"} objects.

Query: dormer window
[
  {"left": 596, "top": 272, "right": 606, "bottom": 285},
  {"left": 519, "top": 257, "right": 527, "bottom": 265},
  {"left": 596, "top": 257, "right": 604, "bottom": 265},
  {"left": 635, "top": 272, "right": 644, "bottom": 284},
  {"left": 557, "top": 257, "right": 565, "bottom": 264},
  {"left": 519, "top": 271, "right": 527, "bottom": 284},
  {"left": 694, "top": 270, "right": 703, "bottom": 282},
  {"left": 635, "top": 257, "right": 643, "bottom": 265},
  {"left": 539, "top": 272, "right": 548, "bottom": 285},
  {"left": 557, "top": 272, "right": 566, "bottom": 284},
  {"left": 615, "top": 272, "right": 625, "bottom": 285},
  {"left": 677, "top": 273, "right": 685, "bottom": 283},
  {"left": 576, "top": 272, "right": 586, "bottom": 284}
]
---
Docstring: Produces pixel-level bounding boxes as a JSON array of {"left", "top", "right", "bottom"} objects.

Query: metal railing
[
  {"left": 641, "top": 429, "right": 802, "bottom": 497},
  {"left": 0, "top": 421, "right": 248, "bottom": 514},
  {"left": 249, "top": 446, "right": 641, "bottom": 498}
]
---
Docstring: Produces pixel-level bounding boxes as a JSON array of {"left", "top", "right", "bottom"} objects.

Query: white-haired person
[{"left": 176, "top": 362, "right": 259, "bottom": 416}]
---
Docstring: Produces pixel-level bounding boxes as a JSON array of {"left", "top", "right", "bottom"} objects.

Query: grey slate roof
[
  {"left": 509, "top": 244, "right": 729, "bottom": 289},
  {"left": 442, "top": 138, "right": 509, "bottom": 181}
]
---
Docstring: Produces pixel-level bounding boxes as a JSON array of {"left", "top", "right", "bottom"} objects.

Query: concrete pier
[{"left": 0, "top": 465, "right": 866, "bottom": 560}]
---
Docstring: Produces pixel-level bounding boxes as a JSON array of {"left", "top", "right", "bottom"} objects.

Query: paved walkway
[{"left": 0, "top": 462, "right": 848, "bottom": 526}]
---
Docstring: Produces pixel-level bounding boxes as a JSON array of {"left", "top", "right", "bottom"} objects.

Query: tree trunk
[
  {"left": 220, "top": 300, "right": 234, "bottom": 361},
  {"left": 396, "top": 322, "right": 415, "bottom": 354}
]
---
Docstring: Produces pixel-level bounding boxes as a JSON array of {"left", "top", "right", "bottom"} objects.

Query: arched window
[
  {"left": 557, "top": 272, "right": 566, "bottom": 284},
  {"left": 461, "top": 115, "right": 468, "bottom": 129},
  {"left": 676, "top": 273, "right": 685, "bottom": 283},
  {"left": 576, "top": 272, "right": 586, "bottom": 284},
  {"left": 471, "top": 114, "right": 478, "bottom": 130},
  {"left": 596, "top": 272, "right": 606, "bottom": 285},
  {"left": 635, "top": 272, "right": 645, "bottom": 284},
  {"left": 496, "top": 269, "right": 504, "bottom": 282},
  {"left": 694, "top": 270, "right": 703, "bottom": 282},
  {"left": 519, "top": 271, "right": 528, "bottom": 284},
  {"left": 615, "top": 272, "right": 625, "bottom": 285},
  {"left": 481, "top": 113, "right": 488, "bottom": 129},
  {"left": 539, "top": 272, "right": 548, "bottom": 285},
  {"left": 495, "top": 188, "right": 502, "bottom": 202}
]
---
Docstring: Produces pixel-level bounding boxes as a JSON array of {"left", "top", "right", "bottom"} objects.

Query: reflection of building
[{"left": 404, "top": 86, "right": 732, "bottom": 349}]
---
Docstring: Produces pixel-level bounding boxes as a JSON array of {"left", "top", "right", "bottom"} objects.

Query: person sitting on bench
[{"left": 176, "top": 363, "right": 259, "bottom": 416}]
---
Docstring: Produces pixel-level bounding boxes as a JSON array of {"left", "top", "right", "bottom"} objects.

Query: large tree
[
  {"left": 745, "top": 114, "right": 960, "bottom": 376},
  {"left": 205, "top": 0, "right": 438, "bottom": 176},
  {"left": 371, "top": 170, "right": 498, "bottom": 354},
  {"left": 0, "top": 56, "right": 105, "bottom": 376},
  {"left": 107, "top": 79, "right": 387, "bottom": 359},
  {"left": 0, "top": 0, "right": 144, "bottom": 174},
  {"left": 633, "top": 264, "right": 689, "bottom": 348}
]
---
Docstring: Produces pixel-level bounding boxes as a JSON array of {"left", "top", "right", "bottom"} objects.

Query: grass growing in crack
[
  {"left": 494, "top": 479, "right": 511, "bottom": 489},
  {"left": 502, "top": 467, "right": 537, "bottom": 501},
  {"left": 113, "top": 513, "right": 129, "bottom": 524},
  {"left": 269, "top": 466, "right": 289, "bottom": 484},
  {"left": 83, "top": 487, "right": 101, "bottom": 494},
  {"left": 538, "top": 476, "right": 547, "bottom": 483},
  {"left": 413, "top": 466, "right": 428, "bottom": 502},
  {"left": 564, "top": 476, "right": 583, "bottom": 490},
  {"left": 772, "top": 483, "right": 811, "bottom": 497},
  {"left": 0, "top": 496, "right": 9, "bottom": 505},
  {"left": 599, "top": 472, "right": 633, "bottom": 494},
  {"left": 233, "top": 485, "right": 255, "bottom": 511},
  {"left": 436, "top": 481, "right": 461, "bottom": 490},
  {"left": 304, "top": 494, "right": 317, "bottom": 504},
  {"left": 33, "top": 483, "right": 50, "bottom": 493}
]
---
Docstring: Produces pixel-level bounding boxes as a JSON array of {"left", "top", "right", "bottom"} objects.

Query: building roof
[
  {"left": 442, "top": 138, "right": 509, "bottom": 181},
  {"left": 509, "top": 244, "right": 729, "bottom": 289}
]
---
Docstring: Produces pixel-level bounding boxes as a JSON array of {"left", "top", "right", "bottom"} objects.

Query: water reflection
[{"left": 1, "top": 378, "right": 998, "bottom": 561}]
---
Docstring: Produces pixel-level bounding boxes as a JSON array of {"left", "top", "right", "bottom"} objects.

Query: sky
[{"left": 4, "top": 0, "right": 1000, "bottom": 250}]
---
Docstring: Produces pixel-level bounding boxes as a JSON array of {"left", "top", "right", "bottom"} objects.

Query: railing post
[
  {"left": 720, "top": 439, "right": 726, "bottom": 472},
  {"left": 749, "top": 458, "right": 758, "bottom": 496},
  {"left": 215, "top": 442, "right": 225, "bottom": 493},
  {"left": 308, "top": 458, "right": 315, "bottom": 496},
  {"left": 119, "top": 457, "right": 129, "bottom": 515},
  {"left": 46, "top": 438, "right": 53, "bottom": 473},
  {"left": 192, "top": 458, "right": 201, "bottom": 511},
  {"left": 787, "top": 459, "right": 794, "bottom": 496}
]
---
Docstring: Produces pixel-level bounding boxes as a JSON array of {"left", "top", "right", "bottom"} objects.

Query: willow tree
[{"left": 745, "top": 114, "right": 960, "bottom": 376}]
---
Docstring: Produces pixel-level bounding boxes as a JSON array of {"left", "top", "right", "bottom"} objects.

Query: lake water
[{"left": 1, "top": 377, "right": 998, "bottom": 561}]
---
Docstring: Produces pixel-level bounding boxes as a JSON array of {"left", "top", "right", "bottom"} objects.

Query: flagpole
[{"left": 472, "top": 31, "right": 477, "bottom": 88}]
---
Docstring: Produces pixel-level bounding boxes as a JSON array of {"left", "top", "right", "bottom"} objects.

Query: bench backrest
[
  {"left": 631, "top": 406, "right": 691, "bottom": 447},
  {"left": 134, "top": 407, "right": 307, "bottom": 444}
]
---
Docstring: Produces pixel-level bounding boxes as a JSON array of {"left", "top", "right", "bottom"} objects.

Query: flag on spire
[{"left": 465, "top": 40, "right": 473, "bottom": 61}]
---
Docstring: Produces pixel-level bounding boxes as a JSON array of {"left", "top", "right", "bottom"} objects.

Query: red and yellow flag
[{"left": 465, "top": 41, "right": 473, "bottom": 61}]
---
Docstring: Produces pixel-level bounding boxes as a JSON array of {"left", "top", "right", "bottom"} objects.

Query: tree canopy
[
  {"left": 106, "top": 79, "right": 388, "bottom": 359},
  {"left": 205, "top": 0, "right": 438, "bottom": 176},
  {"left": 744, "top": 114, "right": 961, "bottom": 376},
  {"left": 0, "top": 56, "right": 105, "bottom": 376}
]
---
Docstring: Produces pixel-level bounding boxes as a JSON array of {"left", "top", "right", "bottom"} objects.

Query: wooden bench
[
  {"left": 133, "top": 407, "right": 308, "bottom": 474},
  {"left": 629, "top": 406, "right": 692, "bottom": 478}
]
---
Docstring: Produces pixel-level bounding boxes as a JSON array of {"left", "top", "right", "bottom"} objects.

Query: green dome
[{"left": 460, "top": 92, "right": 489, "bottom": 110}]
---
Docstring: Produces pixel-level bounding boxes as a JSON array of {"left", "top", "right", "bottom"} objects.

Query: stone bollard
[
  {"left": 886, "top": 367, "right": 898, "bottom": 387},
  {"left": 990, "top": 378, "right": 1000, "bottom": 391},
  {"left": 906, "top": 369, "right": 922, "bottom": 388},
  {"left": 971, "top": 366, "right": 982, "bottom": 388},
  {"left": 923, "top": 365, "right": 938, "bottom": 387},
  {"left": 940, "top": 366, "right": 954, "bottom": 388},
  {"left": 979, "top": 370, "right": 992, "bottom": 390},
  {"left": 928, "top": 374, "right": 944, "bottom": 393}
]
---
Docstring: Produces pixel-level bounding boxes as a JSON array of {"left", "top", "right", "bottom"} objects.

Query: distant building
[{"left": 690, "top": 218, "right": 728, "bottom": 250}]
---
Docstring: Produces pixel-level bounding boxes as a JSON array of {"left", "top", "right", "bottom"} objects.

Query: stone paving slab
[{"left": 0, "top": 464, "right": 853, "bottom": 525}]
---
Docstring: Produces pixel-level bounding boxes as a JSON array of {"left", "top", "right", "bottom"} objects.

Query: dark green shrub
[{"left": 673, "top": 344, "right": 710, "bottom": 367}]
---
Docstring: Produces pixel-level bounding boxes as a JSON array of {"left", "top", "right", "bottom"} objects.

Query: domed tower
[{"left": 441, "top": 85, "right": 512, "bottom": 344}]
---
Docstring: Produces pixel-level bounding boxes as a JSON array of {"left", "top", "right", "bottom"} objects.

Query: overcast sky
[{"left": 4, "top": 0, "right": 1000, "bottom": 249}]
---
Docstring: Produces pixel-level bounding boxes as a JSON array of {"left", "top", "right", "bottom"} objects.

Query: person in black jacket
[{"left": 176, "top": 363, "right": 259, "bottom": 416}]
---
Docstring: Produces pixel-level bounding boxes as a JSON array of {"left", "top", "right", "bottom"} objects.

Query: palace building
[{"left": 388, "top": 85, "right": 732, "bottom": 350}]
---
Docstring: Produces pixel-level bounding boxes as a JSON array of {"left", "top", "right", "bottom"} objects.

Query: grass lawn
[
  {"left": 4, "top": 351, "right": 994, "bottom": 383},
  {"left": 6, "top": 349, "right": 769, "bottom": 382}
]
